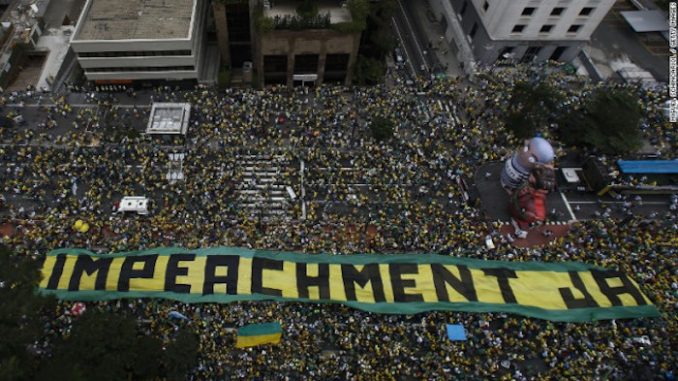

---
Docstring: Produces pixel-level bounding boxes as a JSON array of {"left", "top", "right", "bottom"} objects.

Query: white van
[{"left": 113, "top": 197, "right": 149, "bottom": 215}]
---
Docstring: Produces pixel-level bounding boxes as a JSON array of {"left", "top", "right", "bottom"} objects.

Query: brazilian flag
[{"left": 235, "top": 322, "right": 282, "bottom": 348}]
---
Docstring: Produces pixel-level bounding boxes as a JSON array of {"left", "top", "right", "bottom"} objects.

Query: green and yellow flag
[{"left": 235, "top": 322, "right": 282, "bottom": 348}]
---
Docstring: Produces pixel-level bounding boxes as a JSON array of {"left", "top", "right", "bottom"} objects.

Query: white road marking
[
  {"left": 566, "top": 200, "right": 667, "bottom": 205},
  {"left": 4, "top": 103, "right": 150, "bottom": 108},
  {"left": 396, "top": 0, "right": 428, "bottom": 71},
  {"left": 300, "top": 159, "right": 306, "bottom": 220},
  {"left": 559, "top": 191, "right": 577, "bottom": 222},
  {"left": 391, "top": 17, "right": 417, "bottom": 75}
]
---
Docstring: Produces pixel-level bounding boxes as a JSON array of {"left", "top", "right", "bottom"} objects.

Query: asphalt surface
[
  {"left": 1, "top": 88, "right": 673, "bottom": 226},
  {"left": 393, "top": 0, "right": 438, "bottom": 77},
  {"left": 475, "top": 162, "right": 673, "bottom": 223}
]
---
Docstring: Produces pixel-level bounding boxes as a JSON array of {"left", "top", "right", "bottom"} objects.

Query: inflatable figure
[
  {"left": 500, "top": 137, "right": 555, "bottom": 193},
  {"left": 501, "top": 137, "right": 556, "bottom": 239}
]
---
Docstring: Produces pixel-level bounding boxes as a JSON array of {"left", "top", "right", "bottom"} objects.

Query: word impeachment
[{"left": 39, "top": 248, "right": 659, "bottom": 322}]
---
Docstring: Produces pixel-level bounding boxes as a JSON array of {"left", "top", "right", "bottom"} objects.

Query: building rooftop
[
  {"left": 75, "top": 0, "right": 193, "bottom": 41},
  {"left": 146, "top": 103, "right": 191, "bottom": 135},
  {"left": 265, "top": 0, "right": 351, "bottom": 24}
]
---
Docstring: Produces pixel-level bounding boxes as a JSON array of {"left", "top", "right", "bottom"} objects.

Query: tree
[
  {"left": 558, "top": 87, "right": 642, "bottom": 154},
  {"left": 354, "top": 56, "right": 385, "bottom": 85},
  {"left": 369, "top": 116, "right": 394, "bottom": 141},
  {"left": 40, "top": 311, "right": 142, "bottom": 381},
  {"left": 505, "top": 80, "right": 564, "bottom": 139},
  {"left": 164, "top": 330, "right": 200, "bottom": 381},
  {"left": 296, "top": 0, "right": 319, "bottom": 19},
  {"left": 37, "top": 311, "right": 169, "bottom": 381},
  {"left": 38, "top": 310, "right": 199, "bottom": 381},
  {"left": 366, "top": 0, "right": 395, "bottom": 57},
  {"left": 0, "top": 245, "right": 55, "bottom": 381}
]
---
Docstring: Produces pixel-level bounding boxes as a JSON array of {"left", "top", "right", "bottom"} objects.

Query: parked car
[
  {"left": 393, "top": 48, "right": 405, "bottom": 66},
  {"left": 113, "top": 196, "right": 150, "bottom": 215}
]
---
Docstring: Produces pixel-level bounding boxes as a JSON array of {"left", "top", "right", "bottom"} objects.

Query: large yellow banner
[{"left": 38, "top": 247, "right": 659, "bottom": 322}]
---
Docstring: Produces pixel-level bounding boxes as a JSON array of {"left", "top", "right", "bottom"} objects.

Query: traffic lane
[
  {"left": 0, "top": 106, "right": 98, "bottom": 140},
  {"left": 567, "top": 199, "right": 672, "bottom": 220},
  {"left": 400, "top": 0, "right": 441, "bottom": 71},
  {"left": 561, "top": 190, "right": 671, "bottom": 218},
  {"left": 391, "top": 17, "right": 417, "bottom": 78},
  {"left": 393, "top": 2, "right": 427, "bottom": 74}
]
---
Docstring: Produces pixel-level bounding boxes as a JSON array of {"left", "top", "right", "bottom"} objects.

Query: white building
[
  {"left": 432, "top": 0, "right": 615, "bottom": 65},
  {"left": 70, "top": 0, "right": 208, "bottom": 83}
]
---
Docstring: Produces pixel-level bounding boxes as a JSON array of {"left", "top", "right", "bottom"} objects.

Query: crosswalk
[
  {"left": 415, "top": 97, "right": 461, "bottom": 126},
  {"left": 235, "top": 153, "right": 293, "bottom": 220}
]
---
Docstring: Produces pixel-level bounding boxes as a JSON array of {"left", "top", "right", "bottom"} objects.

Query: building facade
[
  {"left": 432, "top": 0, "right": 615, "bottom": 66},
  {"left": 214, "top": 0, "right": 361, "bottom": 87},
  {"left": 70, "top": 0, "right": 209, "bottom": 83}
]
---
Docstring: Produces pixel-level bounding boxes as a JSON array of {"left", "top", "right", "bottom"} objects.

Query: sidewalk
[
  {"left": 587, "top": 1, "right": 668, "bottom": 83},
  {"left": 408, "top": 0, "right": 463, "bottom": 78}
]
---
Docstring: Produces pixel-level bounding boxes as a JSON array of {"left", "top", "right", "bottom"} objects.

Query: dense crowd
[{"left": 1, "top": 61, "right": 676, "bottom": 380}]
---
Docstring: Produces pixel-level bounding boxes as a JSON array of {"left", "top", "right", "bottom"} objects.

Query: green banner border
[
  {"left": 46, "top": 246, "right": 602, "bottom": 271},
  {"left": 39, "top": 247, "right": 661, "bottom": 322}
]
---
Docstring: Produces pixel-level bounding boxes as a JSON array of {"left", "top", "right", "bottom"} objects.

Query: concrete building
[
  {"left": 70, "top": 0, "right": 210, "bottom": 84},
  {"left": 0, "top": 0, "right": 49, "bottom": 90},
  {"left": 214, "top": 0, "right": 362, "bottom": 87},
  {"left": 432, "top": 0, "right": 615, "bottom": 66}
]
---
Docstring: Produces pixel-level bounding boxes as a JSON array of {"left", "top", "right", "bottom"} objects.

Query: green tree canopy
[
  {"left": 354, "top": 56, "right": 386, "bottom": 85},
  {"left": 558, "top": 87, "right": 642, "bottom": 154},
  {"left": 370, "top": 116, "right": 394, "bottom": 141},
  {"left": 505, "top": 80, "right": 564, "bottom": 139},
  {"left": 38, "top": 311, "right": 150, "bottom": 381},
  {"left": 37, "top": 310, "right": 199, "bottom": 381},
  {"left": 0, "top": 245, "right": 55, "bottom": 381},
  {"left": 296, "top": 0, "right": 319, "bottom": 19},
  {"left": 165, "top": 330, "right": 200, "bottom": 381}
]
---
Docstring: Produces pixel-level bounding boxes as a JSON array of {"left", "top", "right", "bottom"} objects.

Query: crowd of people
[{"left": 1, "top": 61, "right": 676, "bottom": 380}]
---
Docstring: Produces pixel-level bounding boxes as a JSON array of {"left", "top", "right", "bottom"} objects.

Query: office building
[
  {"left": 432, "top": 0, "right": 615, "bottom": 65},
  {"left": 70, "top": 0, "right": 210, "bottom": 84},
  {"left": 214, "top": 0, "right": 363, "bottom": 87}
]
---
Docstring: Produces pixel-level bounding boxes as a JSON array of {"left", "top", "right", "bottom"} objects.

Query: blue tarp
[
  {"left": 446, "top": 324, "right": 467, "bottom": 341},
  {"left": 617, "top": 160, "right": 678, "bottom": 174}
]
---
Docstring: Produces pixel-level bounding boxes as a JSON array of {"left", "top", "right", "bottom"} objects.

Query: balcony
[
  {"left": 258, "top": 0, "right": 366, "bottom": 33},
  {"left": 264, "top": 0, "right": 352, "bottom": 24}
]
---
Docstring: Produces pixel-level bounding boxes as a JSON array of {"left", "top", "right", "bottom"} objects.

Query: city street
[{"left": 1, "top": 84, "right": 673, "bottom": 233}]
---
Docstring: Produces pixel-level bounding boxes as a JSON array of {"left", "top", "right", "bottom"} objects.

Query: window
[
  {"left": 325, "top": 54, "right": 349, "bottom": 72},
  {"left": 512, "top": 24, "right": 525, "bottom": 33},
  {"left": 540, "top": 24, "right": 553, "bottom": 33},
  {"left": 580, "top": 7, "right": 594, "bottom": 16},
  {"left": 226, "top": 3, "right": 251, "bottom": 42},
  {"left": 551, "top": 7, "right": 564, "bottom": 16},
  {"left": 568, "top": 24, "right": 581, "bottom": 33},
  {"left": 264, "top": 55, "right": 287, "bottom": 73},
  {"left": 459, "top": 0, "right": 468, "bottom": 17},
  {"left": 469, "top": 22, "right": 478, "bottom": 39},
  {"left": 323, "top": 72, "right": 346, "bottom": 84},
  {"left": 498, "top": 46, "right": 514, "bottom": 60},
  {"left": 550, "top": 46, "right": 567, "bottom": 61},
  {"left": 294, "top": 54, "right": 319, "bottom": 74},
  {"left": 78, "top": 50, "right": 191, "bottom": 58},
  {"left": 521, "top": 46, "right": 542, "bottom": 63},
  {"left": 264, "top": 74, "right": 287, "bottom": 86},
  {"left": 483, "top": 1, "right": 489, "bottom": 12},
  {"left": 522, "top": 7, "right": 535, "bottom": 16},
  {"left": 87, "top": 66, "right": 194, "bottom": 73}
]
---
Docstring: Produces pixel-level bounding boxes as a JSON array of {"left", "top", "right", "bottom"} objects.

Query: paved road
[
  {"left": 475, "top": 162, "right": 673, "bottom": 223},
  {"left": 393, "top": 0, "right": 433, "bottom": 77},
  {"left": 1, "top": 88, "right": 673, "bottom": 228}
]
